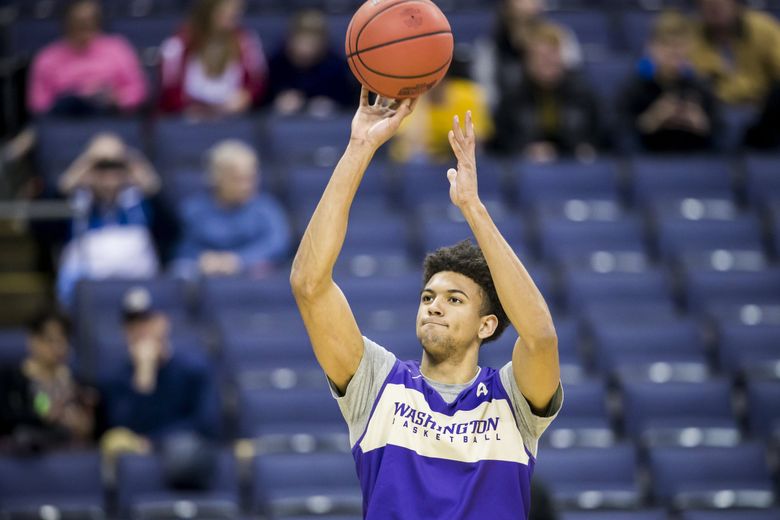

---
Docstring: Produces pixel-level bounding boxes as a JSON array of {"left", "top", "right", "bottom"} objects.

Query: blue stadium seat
[
  {"left": 336, "top": 273, "right": 426, "bottom": 310},
  {"left": 286, "top": 162, "right": 391, "bottom": 215},
  {"left": 767, "top": 198, "right": 780, "bottom": 257},
  {"left": 0, "top": 451, "right": 103, "bottom": 516},
  {"left": 534, "top": 443, "right": 641, "bottom": 509},
  {"left": 263, "top": 114, "right": 353, "bottom": 167},
  {"left": 709, "top": 303, "right": 780, "bottom": 376},
  {"left": 547, "top": 378, "right": 611, "bottom": 431},
  {"left": 417, "top": 201, "right": 526, "bottom": 254},
  {"left": 584, "top": 56, "right": 636, "bottom": 104},
  {"left": 447, "top": 11, "right": 493, "bottom": 43},
  {"left": 619, "top": 10, "right": 655, "bottom": 57},
  {"left": 0, "top": 329, "right": 27, "bottom": 367},
  {"left": 110, "top": 16, "right": 179, "bottom": 62},
  {"left": 684, "top": 268, "right": 780, "bottom": 309},
  {"left": 744, "top": 154, "right": 780, "bottom": 205},
  {"left": 245, "top": 14, "right": 296, "bottom": 56},
  {"left": 215, "top": 308, "right": 308, "bottom": 348},
  {"left": 654, "top": 210, "right": 764, "bottom": 260},
  {"left": 630, "top": 157, "right": 735, "bottom": 204},
  {"left": 342, "top": 211, "right": 410, "bottom": 255},
  {"left": 153, "top": 117, "right": 260, "bottom": 170},
  {"left": 513, "top": 160, "right": 621, "bottom": 204},
  {"left": 116, "top": 451, "right": 239, "bottom": 520},
  {"left": 222, "top": 335, "right": 316, "bottom": 371},
  {"left": 649, "top": 443, "right": 775, "bottom": 509},
  {"left": 745, "top": 381, "right": 780, "bottom": 440},
  {"left": 400, "top": 158, "right": 505, "bottom": 208},
  {"left": 560, "top": 510, "right": 669, "bottom": 520},
  {"left": 590, "top": 317, "right": 708, "bottom": 372},
  {"left": 537, "top": 215, "right": 647, "bottom": 262},
  {"left": 680, "top": 509, "right": 780, "bottom": 520},
  {"left": 620, "top": 379, "right": 737, "bottom": 441},
  {"left": 9, "top": 18, "right": 60, "bottom": 60},
  {"left": 201, "top": 275, "right": 296, "bottom": 313},
  {"left": 35, "top": 117, "right": 145, "bottom": 190},
  {"left": 479, "top": 316, "right": 581, "bottom": 368},
  {"left": 251, "top": 452, "right": 362, "bottom": 518},
  {"left": 238, "top": 386, "right": 344, "bottom": 436},
  {"left": 562, "top": 268, "right": 673, "bottom": 310}
]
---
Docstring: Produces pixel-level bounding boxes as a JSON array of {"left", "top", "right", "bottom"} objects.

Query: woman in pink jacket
[{"left": 158, "top": 0, "right": 268, "bottom": 118}]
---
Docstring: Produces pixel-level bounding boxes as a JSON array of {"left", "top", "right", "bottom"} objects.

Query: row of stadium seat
[{"left": 1, "top": 442, "right": 779, "bottom": 519}]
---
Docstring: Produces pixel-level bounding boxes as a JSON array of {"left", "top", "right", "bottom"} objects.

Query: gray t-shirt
[{"left": 329, "top": 336, "right": 563, "bottom": 457}]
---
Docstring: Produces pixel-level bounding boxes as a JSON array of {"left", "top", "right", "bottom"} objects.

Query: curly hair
[{"left": 422, "top": 240, "right": 510, "bottom": 344}]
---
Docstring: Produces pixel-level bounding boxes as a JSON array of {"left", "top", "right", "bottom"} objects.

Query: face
[
  {"left": 65, "top": 1, "right": 100, "bottom": 48},
  {"left": 698, "top": 0, "right": 739, "bottom": 31},
  {"left": 526, "top": 40, "right": 564, "bottom": 88},
  {"left": 214, "top": 159, "right": 258, "bottom": 206},
  {"left": 91, "top": 166, "right": 127, "bottom": 203},
  {"left": 288, "top": 31, "right": 327, "bottom": 68},
  {"left": 125, "top": 314, "right": 169, "bottom": 357},
  {"left": 650, "top": 36, "right": 691, "bottom": 76},
  {"left": 416, "top": 271, "right": 498, "bottom": 361},
  {"left": 212, "top": 0, "right": 244, "bottom": 33},
  {"left": 506, "top": 0, "right": 543, "bottom": 21},
  {"left": 28, "top": 320, "right": 69, "bottom": 368}
]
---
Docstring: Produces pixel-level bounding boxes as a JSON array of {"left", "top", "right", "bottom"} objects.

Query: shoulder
[
  {"left": 100, "top": 34, "right": 137, "bottom": 52},
  {"left": 744, "top": 9, "right": 780, "bottom": 34},
  {"left": 33, "top": 40, "right": 67, "bottom": 67}
]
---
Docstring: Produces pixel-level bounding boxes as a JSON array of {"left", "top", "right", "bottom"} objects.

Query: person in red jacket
[{"left": 158, "top": 0, "right": 268, "bottom": 117}]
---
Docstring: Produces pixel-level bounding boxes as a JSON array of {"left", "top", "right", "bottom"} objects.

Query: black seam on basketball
[
  {"left": 356, "top": 52, "right": 451, "bottom": 79},
  {"left": 348, "top": 55, "right": 383, "bottom": 96},
  {"left": 347, "top": 29, "right": 453, "bottom": 58},
  {"left": 355, "top": 0, "right": 442, "bottom": 61}
]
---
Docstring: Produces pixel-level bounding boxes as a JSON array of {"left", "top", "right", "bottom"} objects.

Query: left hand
[{"left": 446, "top": 111, "right": 480, "bottom": 209}]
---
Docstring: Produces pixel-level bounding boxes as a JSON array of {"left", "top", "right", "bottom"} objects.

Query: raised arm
[
  {"left": 290, "top": 88, "right": 415, "bottom": 393},
  {"left": 448, "top": 111, "right": 560, "bottom": 412}
]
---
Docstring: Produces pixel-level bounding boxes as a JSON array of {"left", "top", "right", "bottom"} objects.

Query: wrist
[{"left": 460, "top": 199, "right": 486, "bottom": 220}]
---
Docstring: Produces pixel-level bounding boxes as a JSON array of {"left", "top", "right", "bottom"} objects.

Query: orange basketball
[{"left": 345, "top": 0, "right": 454, "bottom": 99}]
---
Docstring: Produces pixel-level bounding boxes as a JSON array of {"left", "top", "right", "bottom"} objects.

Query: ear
[{"left": 478, "top": 314, "right": 499, "bottom": 341}]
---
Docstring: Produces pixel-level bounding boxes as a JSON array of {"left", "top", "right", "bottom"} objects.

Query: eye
[
  {"left": 421, "top": 294, "right": 433, "bottom": 303},
  {"left": 449, "top": 297, "right": 462, "bottom": 304}
]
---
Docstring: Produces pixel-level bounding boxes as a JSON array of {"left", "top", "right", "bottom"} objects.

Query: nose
[{"left": 427, "top": 297, "right": 443, "bottom": 316}]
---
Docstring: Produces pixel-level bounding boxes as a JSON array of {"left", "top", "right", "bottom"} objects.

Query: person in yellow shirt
[
  {"left": 390, "top": 51, "right": 494, "bottom": 163},
  {"left": 690, "top": 0, "right": 780, "bottom": 106}
]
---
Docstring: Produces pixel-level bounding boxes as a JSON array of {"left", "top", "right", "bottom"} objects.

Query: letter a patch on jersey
[{"left": 476, "top": 382, "right": 488, "bottom": 397}]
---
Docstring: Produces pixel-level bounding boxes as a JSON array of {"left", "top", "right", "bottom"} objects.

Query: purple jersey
[{"left": 333, "top": 338, "right": 561, "bottom": 520}]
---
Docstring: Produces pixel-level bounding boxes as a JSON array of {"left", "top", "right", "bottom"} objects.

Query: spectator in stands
[
  {"left": 174, "top": 140, "right": 291, "bottom": 278},
  {"left": 491, "top": 23, "right": 601, "bottom": 162},
  {"left": 390, "top": 47, "right": 493, "bottom": 163},
  {"left": 0, "top": 310, "right": 95, "bottom": 454},
  {"left": 56, "top": 134, "right": 165, "bottom": 307},
  {"left": 27, "top": 0, "right": 148, "bottom": 116},
  {"left": 100, "top": 287, "right": 220, "bottom": 488},
  {"left": 268, "top": 9, "right": 358, "bottom": 116},
  {"left": 159, "top": 0, "right": 268, "bottom": 117},
  {"left": 621, "top": 11, "right": 720, "bottom": 153},
  {"left": 474, "top": 0, "right": 582, "bottom": 110},
  {"left": 690, "top": 0, "right": 780, "bottom": 106}
]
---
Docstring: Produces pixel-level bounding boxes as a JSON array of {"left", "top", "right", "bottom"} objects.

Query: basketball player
[{"left": 290, "top": 87, "right": 562, "bottom": 519}]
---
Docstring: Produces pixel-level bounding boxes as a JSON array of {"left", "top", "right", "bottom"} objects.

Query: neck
[{"left": 419, "top": 345, "right": 480, "bottom": 385}]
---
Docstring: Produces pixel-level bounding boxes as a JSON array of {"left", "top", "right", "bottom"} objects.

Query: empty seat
[
  {"left": 560, "top": 510, "right": 669, "bottom": 520},
  {"left": 534, "top": 443, "right": 641, "bottom": 509},
  {"left": 630, "top": 157, "right": 734, "bottom": 204},
  {"left": 680, "top": 508, "right": 780, "bottom": 520},
  {"left": 547, "top": 10, "right": 613, "bottom": 57},
  {"left": 343, "top": 211, "right": 410, "bottom": 255},
  {"left": 590, "top": 317, "right": 708, "bottom": 373},
  {"left": 153, "top": 117, "right": 259, "bottom": 170},
  {"left": 201, "top": 275, "right": 296, "bottom": 313},
  {"left": 116, "top": 451, "right": 239, "bottom": 519},
  {"left": 0, "top": 329, "right": 27, "bottom": 367},
  {"left": 619, "top": 10, "right": 656, "bottom": 57},
  {"left": 400, "top": 158, "right": 504, "bottom": 207},
  {"left": 545, "top": 378, "right": 611, "bottom": 432},
  {"left": 563, "top": 268, "right": 672, "bottom": 311},
  {"left": 264, "top": 114, "right": 353, "bottom": 167},
  {"left": 286, "top": 162, "right": 390, "bottom": 215},
  {"left": 711, "top": 303, "right": 780, "bottom": 376},
  {"left": 513, "top": 160, "right": 620, "bottom": 204},
  {"left": 684, "top": 268, "right": 780, "bottom": 309},
  {"left": 744, "top": 154, "right": 780, "bottom": 205},
  {"left": 584, "top": 57, "right": 635, "bottom": 104},
  {"left": 480, "top": 317, "right": 581, "bottom": 369},
  {"left": 0, "top": 451, "right": 103, "bottom": 516},
  {"left": 745, "top": 380, "right": 780, "bottom": 440},
  {"left": 621, "top": 379, "right": 738, "bottom": 443},
  {"left": 238, "top": 386, "right": 344, "bottom": 436},
  {"left": 251, "top": 452, "right": 361, "bottom": 518},
  {"left": 215, "top": 308, "right": 309, "bottom": 348},
  {"left": 649, "top": 443, "right": 775, "bottom": 509},
  {"left": 538, "top": 215, "right": 646, "bottom": 263},
  {"left": 446, "top": 11, "right": 493, "bottom": 43}
]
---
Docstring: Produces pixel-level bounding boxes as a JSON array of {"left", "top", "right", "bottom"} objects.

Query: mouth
[{"left": 422, "top": 320, "right": 448, "bottom": 327}]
